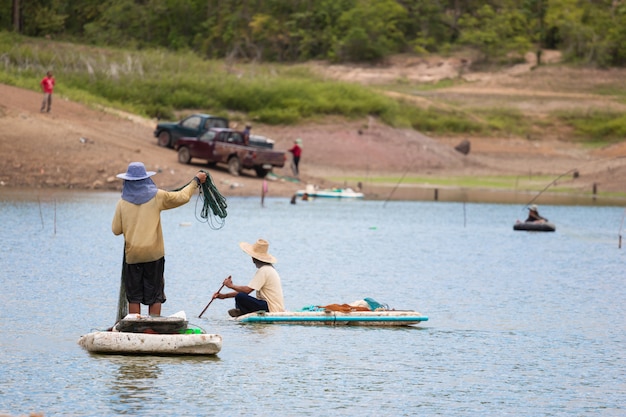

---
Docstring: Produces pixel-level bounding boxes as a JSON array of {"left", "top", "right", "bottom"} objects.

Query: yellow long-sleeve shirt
[{"left": 112, "top": 182, "right": 198, "bottom": 264}]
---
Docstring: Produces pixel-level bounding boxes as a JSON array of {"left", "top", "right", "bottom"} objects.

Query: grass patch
[
  {"left": 0, "top": 33, "right": 403, "bottom": 123},
  {"left": 331, "top": 174, "right": 562, "bottom": 190},
  {"left": 0, "top": 33, "right": 550, "bottom": 136},
  {"left": 553, "top": 109, "right": 626, "bottom": 143},
  {"left": 329, "top": 174, "right": 626, "bottom": 197},
  {"left": 1, "top": 32, "right": 625, "bottom": 146}
]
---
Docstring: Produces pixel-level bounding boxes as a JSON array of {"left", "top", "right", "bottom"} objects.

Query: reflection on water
[
  {"left": 0, "top": 193, "right": 624, "bottom": 416},
  {"left": 101, "top": 355, "right": 219, "bottom": 416},
  {"left": 111, "top": 357, "right": 164, "bottom": 415}
]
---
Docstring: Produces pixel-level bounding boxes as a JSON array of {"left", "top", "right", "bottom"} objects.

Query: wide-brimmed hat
[
  {"left": 528, "top": 204, "right": 538, "bottom": 211},
  {"left": 116, "top": 162, "right": 156, "bottom": 181},
  {"left": 239, "top": 239, "right": 277, "bottom": 264}
]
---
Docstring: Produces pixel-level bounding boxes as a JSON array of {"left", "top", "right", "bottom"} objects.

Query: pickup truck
[
  {"left": 175, "top": 128, "right": 286, "bottom": 177},
  {"left": 154, "top": 113, "right": 229, "bottom": 148}
]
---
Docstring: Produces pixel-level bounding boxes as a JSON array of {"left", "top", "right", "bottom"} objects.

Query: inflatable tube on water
[{"left": 513, "top": 221, "right": 556, "bottom": 232}]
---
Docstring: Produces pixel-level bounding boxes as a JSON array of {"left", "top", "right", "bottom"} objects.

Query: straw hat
[
  {"left": 239, "top": 239, "right": 277, "bottom": 264},
  {"left": 116, "top": 162, "right": 156, "bottom": 181},
  {"left": 528, "top": 204, "right": 538, "bottom": 211}
]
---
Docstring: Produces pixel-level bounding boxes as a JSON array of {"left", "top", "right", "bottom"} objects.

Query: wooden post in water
[
  {"left": 592, "top": 183, "right": 597, "bottom": 201},
  {"left": 434, "top": 188, "right": 439, "bottom": 201}
]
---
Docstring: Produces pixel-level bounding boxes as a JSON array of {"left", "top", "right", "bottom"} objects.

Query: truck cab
[{"left": 154, "top": 113, "right": 229, "bottom": 148}]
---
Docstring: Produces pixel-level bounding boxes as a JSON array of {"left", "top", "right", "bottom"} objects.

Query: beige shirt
[
  {"left": 248, "top": 265, "right": 285, "bottom": 312},
  {"left": 112, "top": 182, "right": 198, "bottom": 264}
]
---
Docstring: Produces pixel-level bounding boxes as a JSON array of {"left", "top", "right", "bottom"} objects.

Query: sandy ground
[{"left": 2, "top": 54, "right": 626, "bottom": 201}]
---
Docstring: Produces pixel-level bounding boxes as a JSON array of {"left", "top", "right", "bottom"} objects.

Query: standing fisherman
[{"left": 112, "top": 162, "right": 207, "bottom": 316}]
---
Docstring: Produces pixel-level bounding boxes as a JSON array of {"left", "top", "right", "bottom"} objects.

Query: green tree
[
  {"left": 334, "top": 0, "right": 407, "bottom": 62},
  {"left": 607, "top": 3, "right": 626, "bottom": 65},
  {"left": 458, "top": 4, "right": 532, "bottom": 63},
  {"left": 545, "top": 0, "right": 617, "bottom": 66},
  {"left": 17, "top": 0, "right": 68, "bottom": 36}
]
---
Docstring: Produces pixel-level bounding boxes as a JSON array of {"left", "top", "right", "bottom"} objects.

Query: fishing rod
[
  {"left": 522, "top": 155, "right": 626, "bottom": 209},
  {"left": 383, "top": 160, "right": 414, "bottom": 207},
  {"left": 523, "top": 168, "right": 578, "bottom": 209}
]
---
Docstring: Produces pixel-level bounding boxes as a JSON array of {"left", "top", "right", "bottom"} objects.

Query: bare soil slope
[{"left": 2, "top": 56, "right": 626, "bottom": 199}]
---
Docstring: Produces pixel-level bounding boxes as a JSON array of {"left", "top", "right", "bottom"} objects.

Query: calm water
[{"left": 0, "top": 191, "right": 624, "bottom": 416}]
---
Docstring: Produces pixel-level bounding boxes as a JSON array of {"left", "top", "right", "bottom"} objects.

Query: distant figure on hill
[{"left": 40, "top": 71, "right": 55, "bottom": 113}]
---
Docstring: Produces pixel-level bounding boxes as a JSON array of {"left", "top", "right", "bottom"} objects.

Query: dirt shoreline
[{"left": 2, "top": 59, "right": 626, "bottom": 205}]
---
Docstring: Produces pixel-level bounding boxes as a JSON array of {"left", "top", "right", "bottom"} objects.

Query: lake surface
[{"left": 1, "top": 191, "right": 624, "bottom": 416}]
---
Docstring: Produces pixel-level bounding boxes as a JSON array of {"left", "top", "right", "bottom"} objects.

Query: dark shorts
[
  {"left": 235, "top": 292, "right": 269, "bottom": 315},
  {"left": 123, "top": 257, "right": 166, "bottom": 305}
]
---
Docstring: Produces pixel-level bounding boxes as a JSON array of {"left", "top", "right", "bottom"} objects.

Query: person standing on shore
[
  {"left": 112, "top": 161, "right": 207, "bottom": 316},
  {"left": 288, "top": 138, "right": 302, "bottom": 177},
  {"left": 40, "top": 71, "right": 55, "bottom": 113},
  {"left": 242, "top": 124, "right": 251, "bottom": 146}
]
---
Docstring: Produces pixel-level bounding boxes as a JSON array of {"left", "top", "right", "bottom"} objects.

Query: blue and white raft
[
  {"left": 296, "top": 184, "right": 364, "bottom": 199},
  {"left": 235, "top": 299, "right": 428, "bottom": 327},
  {"left": 78, "top": 312, "right": 222, "bottom": 356},
  {"left": 235, "top": 310, "right": 429, "bottom": 326}
]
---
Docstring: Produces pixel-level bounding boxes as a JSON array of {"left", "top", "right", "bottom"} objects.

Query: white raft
[
  {"left": 78, "top": 312, "right": 222, "bottom": 356},
  {"left": 296, "top": 184, "right": 364, "bottom": 199},
  {"left": 235, "top": 310, "right": 428, "bottom": 326}
]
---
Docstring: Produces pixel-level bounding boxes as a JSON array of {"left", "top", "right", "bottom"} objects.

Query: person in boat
[
  {"left": 212, "top": 238, "right": 285, "bottom": 317},
  {"left": 112, "top": 162, "right": 207, "bottom": 317},
  {"left": 525, "top": 204, "right": 548, "bottom": 223}
]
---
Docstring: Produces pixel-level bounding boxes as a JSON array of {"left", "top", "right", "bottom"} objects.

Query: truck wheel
[
  {"left": 255, "top": 167, "right": 269, "bottom": 178},
  {"left": 157, "top": 131, "right": 171, "bottom": 147},
  {"left": 178, "top": 147, "right": 191, "bottom": 164},
  {"left": 228, "top": 156, "right": 241, "bottom": 176}
]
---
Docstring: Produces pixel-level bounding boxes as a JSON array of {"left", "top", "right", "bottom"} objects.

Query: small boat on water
[
  {"left": 296, "top": 184, "right": 364, "bottom": 199},
  {"left": 235, "top": 310, "right": 428, "bottom": 326},
  {"left": 235, "top": 298, "right": 427, "bottom": 326},
  {"left": 78, "top": 312, "right": 222, "bottom": 356},
  {"left": 513, "top": 221, "right": 556, "bottom": 232}
]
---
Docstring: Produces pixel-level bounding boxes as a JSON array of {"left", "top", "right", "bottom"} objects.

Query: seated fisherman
[
  {"left": 212, "top": 238, "right": 285, "bottom": 317},
  {"left": 526, "top": 204, "right": 548, "bottom": 223}
]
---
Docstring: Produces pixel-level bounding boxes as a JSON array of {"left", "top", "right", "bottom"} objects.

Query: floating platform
[
  {"left": 234, "top": 310, "right": 428, "bottom": 326},
  {"left": 78, "top": 313, "right": 222, "bottom": 356},
  {"left": 513, "top": 221, "right": 556, "bottom": 232},
  {"left": 296, "top": 186, "right": 364, "bottom": 199}
]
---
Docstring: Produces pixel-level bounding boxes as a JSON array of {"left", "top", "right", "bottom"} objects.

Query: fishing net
[{"left": 172, "top": 169, "right": 228, "bottom": 229}]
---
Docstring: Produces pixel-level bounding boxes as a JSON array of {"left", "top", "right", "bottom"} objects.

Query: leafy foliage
[{"left": 2, "top": 0, "right": 626, "bottom": 65}]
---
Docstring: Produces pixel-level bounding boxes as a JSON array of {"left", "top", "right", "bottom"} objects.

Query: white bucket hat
[
  {"left": 116, "top": 162, "right": 156, "bottom": 181},
  {"left": 239, "top": 239, "right": 277, "bottom": 264}
]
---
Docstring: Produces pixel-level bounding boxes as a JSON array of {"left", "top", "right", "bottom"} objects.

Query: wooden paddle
[{"left": 198, "top": 276, "right": 230, "bottom": 318}]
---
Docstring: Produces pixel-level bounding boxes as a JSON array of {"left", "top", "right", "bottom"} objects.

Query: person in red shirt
[
  {"left": 40, "top": 71, "right": 55, "bottom": 113},
  {"left": 288, "top": 138, "right": 302, "bottom": 176}
]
